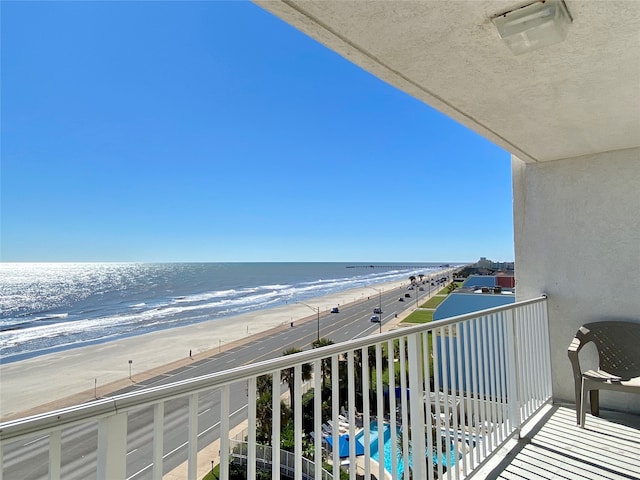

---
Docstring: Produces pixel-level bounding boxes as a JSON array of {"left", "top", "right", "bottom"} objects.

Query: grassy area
[
  {"left": 404, "top": 281, "right": 465, "bottom": 323},
  {"left": 420, "top": 295, "right": 446, "bottom": 309},
  {"left": 202, "top": 465, "right": 219, "bottom": 480},
  {"left": 402, "top": 309, "right": 433, "bottom": 324}
]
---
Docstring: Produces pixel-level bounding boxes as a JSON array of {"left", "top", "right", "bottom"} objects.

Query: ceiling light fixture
[{"left": 492, "top": 0, "right": 573, "bottom": 55}]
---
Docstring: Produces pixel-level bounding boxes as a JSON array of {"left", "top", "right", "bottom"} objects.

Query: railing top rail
[{"left": 0, "top": 295, "right": 547, "bottom": 441}]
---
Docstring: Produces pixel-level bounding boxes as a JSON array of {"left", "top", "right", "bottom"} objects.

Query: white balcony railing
[{"left": 0, "top": 296, "right": 550, "bottom": 480}]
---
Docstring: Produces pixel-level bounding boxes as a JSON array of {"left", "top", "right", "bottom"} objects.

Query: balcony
[{"left": 1, "top": 296, "right": 638, "bottom": 479}]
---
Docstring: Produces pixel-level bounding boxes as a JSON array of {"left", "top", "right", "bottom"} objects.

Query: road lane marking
[
  {"left": 126, "top": 405, "right": 248, "bottom": 480},
  {"left": 24, "top": 435, "right": 48, "bottom": 446}
]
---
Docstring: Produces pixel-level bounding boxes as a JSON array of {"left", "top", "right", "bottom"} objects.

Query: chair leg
[
  {"left": 590, "top": 389, "right": 599, "bottom": 417},
  {"left": 580, "top": 378, "right": 588, "bottom": 428},
  {"left": 574, "top": 379, "right": 582, "bottom": 425}
]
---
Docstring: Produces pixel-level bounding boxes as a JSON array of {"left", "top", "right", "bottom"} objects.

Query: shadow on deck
[{"left": 482, "top": 405, "right": 640, "bottom": 479}]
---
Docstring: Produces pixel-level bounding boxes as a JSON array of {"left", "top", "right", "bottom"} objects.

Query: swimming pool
[{"left": 364, "top": 422, "right": 457, "bottom": 477}]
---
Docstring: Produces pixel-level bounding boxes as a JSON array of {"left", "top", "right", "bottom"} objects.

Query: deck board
[{"left": 483, "top": 406, "right": 640, "bottom": 480}]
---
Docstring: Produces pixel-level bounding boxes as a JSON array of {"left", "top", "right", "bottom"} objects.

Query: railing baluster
[
  {"left": 455, "top": 321, "right": 466, "bottom": 479},
  {"left": 487, "top": 314, "right": 498, "bottom": 450},
  {"left": 462, "top": 320, "right": 475, "bottom": 472},
  {"left": 398, "top": 336, "right": 410, "bottom": 480},
  {"left": 220, "top": 384, "right": 230, "bottom": 480},
  {"left": 469, "top": 317, "right": 481, "bottom": 465},
  {"left": 408, "top": 333, "right": 427, "bottom": 480},
  {"left": 331, "top": 354, "right": 339, "bottom": 476},
  {"left": 347, "top": 349, "right": 356, "bottom": 478},
  {"left": 527, "top": 305, "right": 543, "bottom": 402},
  {"left": 422, "top": 330, "right": 435, "bottom": 480},
  {"left": 523, "top": 304, "right": 535, "bottom": 416},
  {"left": 540, "top": 299, "right": 553, "bottom": 397},
  {"left": 188, "top": 393, "right": 199, "bottom": 480},
  {"left": 248, "top": 377, "right": 257, "bottom": 480},
  {"left": 432, "top": 327, "right": 444, "bottom": 480},
  {"left": 496, "top": 312, "right": 507, "bottom": 442},
  {"left": 375, "top": 342, "right": 384, "bottom": 480},
  {"left": 152, "top": 402, "right": 164, "bottom": 480},
  {"left": 49, "top": 430, "right": 61, "bottom": 480},
  {"left": 442, "top": 327, "right": 452, "bottom": 480},
  {"left": 293, "top": 366, "right": 302, "bottom": 480},
  {"left": 312, "top": 360, "right": 321, "bottom": 480},
  {"left": 272, "top": 371, "right": 281, "bottom": 480},
  {"left": 97, "top": 412, "right": 127, "bottom": 480},
  {"left": 361, "top": 346, "right": 370, "bottom": 480},
  {"left": 505, "top": 307, "right": 520, "bottom": 433},
  {"left": 388, "top": 338, "right": 398, "bottom": 480},
  {"left": 481, "top": 315, "right": 493, "bottom": 453},
  {"left": 475, "top": 316, "right": 487, "bottom": 460}
]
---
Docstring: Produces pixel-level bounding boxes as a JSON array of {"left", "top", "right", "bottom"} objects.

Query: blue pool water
[{"left": 364, "top": 422, "right": 457, "bottom": 477}]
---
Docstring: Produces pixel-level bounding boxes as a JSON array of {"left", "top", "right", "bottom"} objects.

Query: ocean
[{"left": 0, "top": 262, "right": 449, "bottom": 364}]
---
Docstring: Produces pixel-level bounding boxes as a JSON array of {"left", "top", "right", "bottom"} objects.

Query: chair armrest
[{"left": 567, "top": 334, "right": 587, "bottom": 376}]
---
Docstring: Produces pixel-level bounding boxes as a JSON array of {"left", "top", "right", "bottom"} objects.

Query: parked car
[
  {"left": 373, "top": 307, "right": 382, "bottom": 314},
  {"left": 404, "top": 293, "right": 411, "bottom": 298},
  {"left": 407, "top": 286, "right": 414, "bottom": 290},
  {"left": 370, "top": 315, "right": 380, "bottom": 323},
  {"left": 331, "top": 307, "right": 339, "bottom": 313}
]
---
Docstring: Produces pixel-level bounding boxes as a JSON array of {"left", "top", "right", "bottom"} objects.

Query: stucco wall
[{"left": 512, "top": 149, "right": 640, "bottom": 412}]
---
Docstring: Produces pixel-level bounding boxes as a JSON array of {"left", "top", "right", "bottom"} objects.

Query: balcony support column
[
  {"left": 97, "top": 412, "right": 127, "bottom": 480},
  {"left": 408, "top": 333, "right": 427, "bottom": 480}
]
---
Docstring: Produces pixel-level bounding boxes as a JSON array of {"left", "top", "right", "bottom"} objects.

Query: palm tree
[
  {"left": 311, "top": 337, "right": 334, "bottom": 389},
  {"left": 281, "top": 347, "right": 312, "bottom": 417}
]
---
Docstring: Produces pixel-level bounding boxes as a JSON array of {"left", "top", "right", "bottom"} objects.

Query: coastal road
[{"left": 2, "top": 283, "right": 438, "bottom": 479}]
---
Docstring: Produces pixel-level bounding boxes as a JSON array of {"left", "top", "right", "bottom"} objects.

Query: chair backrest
[{"left": 582, "top": 321, "right": 640, "bottom": 379}]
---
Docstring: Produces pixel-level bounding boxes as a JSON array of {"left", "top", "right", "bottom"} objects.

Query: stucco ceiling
[{"left": 255, "top": 0, "right": 640, "bottom": 163}]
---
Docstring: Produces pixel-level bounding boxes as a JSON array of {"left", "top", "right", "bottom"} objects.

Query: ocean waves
[{"left": 0, "top": 262, "right": 444, "bottom": 362}]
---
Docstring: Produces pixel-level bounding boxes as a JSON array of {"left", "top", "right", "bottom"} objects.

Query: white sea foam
[{"left": 0, "top": 262, "right": 457, "bottom": 362}]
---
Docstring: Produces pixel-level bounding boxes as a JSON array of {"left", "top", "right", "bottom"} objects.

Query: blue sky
[{"left": 1, "top": 1, "right": 513, "bottom": 263}]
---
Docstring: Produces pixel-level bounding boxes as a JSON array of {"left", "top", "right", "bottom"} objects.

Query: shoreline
[{"left": 1, "top": 275, "right": 430, "bottom": 421}]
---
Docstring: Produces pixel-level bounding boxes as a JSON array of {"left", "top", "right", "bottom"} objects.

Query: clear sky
[{"left": 1, "top": 1, "right": 514, "bottom": 263}]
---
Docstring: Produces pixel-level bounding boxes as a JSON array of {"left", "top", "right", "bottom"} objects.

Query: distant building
[{"left": 458, "top": 258, "right": 515, "bottom": 278}]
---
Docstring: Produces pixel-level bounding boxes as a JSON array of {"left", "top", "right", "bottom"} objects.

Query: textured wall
[{"left": 512, "top": 149, "right": 640, "bottom": 411}]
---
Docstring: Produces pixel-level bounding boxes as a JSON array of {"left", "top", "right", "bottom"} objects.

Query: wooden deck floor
[{"left": 481, "top": 405, "right": 640, "bottom": 480}]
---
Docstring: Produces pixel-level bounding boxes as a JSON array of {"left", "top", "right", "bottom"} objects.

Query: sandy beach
[{"left": 0, "top": 275, "right": 433, "bottom": 421}]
